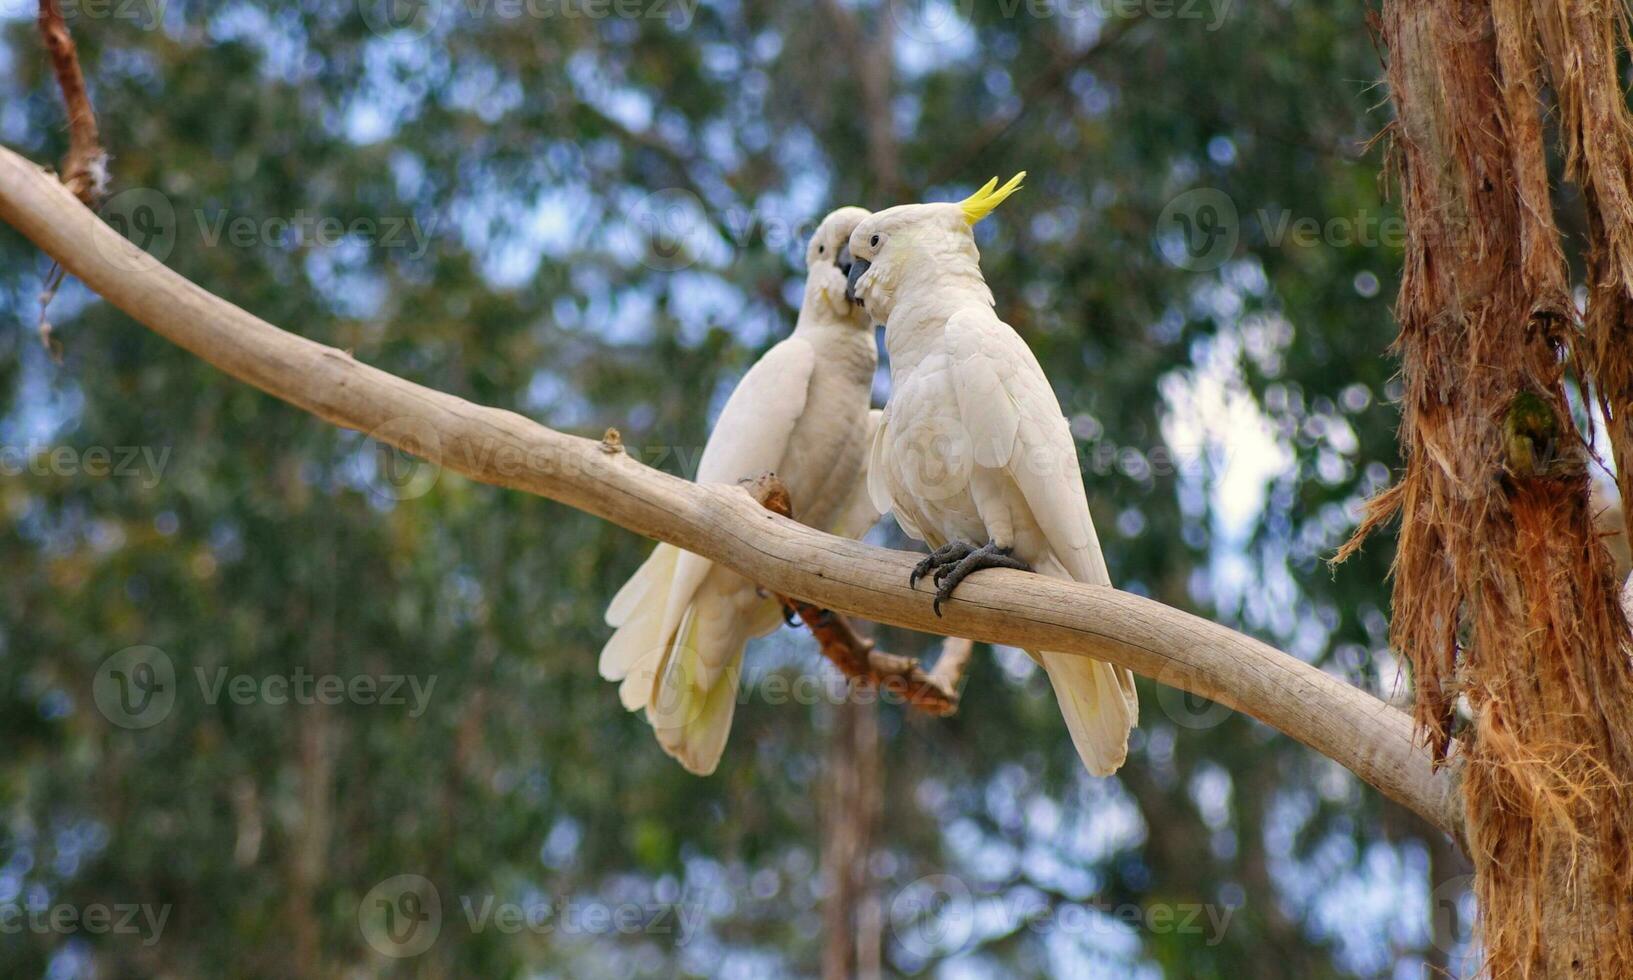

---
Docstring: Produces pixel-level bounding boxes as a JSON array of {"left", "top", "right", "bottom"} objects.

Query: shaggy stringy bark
[
  {"left": 1532, "top": 0, "right": 1633, "bottom": 549},
  {"left": 1346, "top": 0, "right": 1633, "bottom": 973}
]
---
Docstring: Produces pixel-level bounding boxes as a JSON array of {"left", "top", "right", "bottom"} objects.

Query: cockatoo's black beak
[
  {"left": 845, "top": 258, "right": 871, "bottom": 305},
  {"left": 835, "top": 242, "right": 853, "bottom": 278}
]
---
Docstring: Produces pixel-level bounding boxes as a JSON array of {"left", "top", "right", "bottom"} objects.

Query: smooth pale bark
[{"left": 0, "top": 144, "right": 1463, "bottom": 841}]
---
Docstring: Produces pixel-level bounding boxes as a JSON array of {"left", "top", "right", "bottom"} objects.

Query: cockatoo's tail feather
[{"left": 959, "top": 171, "right": 1026, "bottom": 225}]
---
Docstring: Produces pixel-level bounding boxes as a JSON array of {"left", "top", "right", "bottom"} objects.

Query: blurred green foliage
[{"left": 0, "top": 1, "right": 1466, "bottom": 976}]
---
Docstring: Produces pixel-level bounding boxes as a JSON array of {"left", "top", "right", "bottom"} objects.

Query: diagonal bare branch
[{"left": 0, "top": 143, "right": 1465, "bottom": 844}]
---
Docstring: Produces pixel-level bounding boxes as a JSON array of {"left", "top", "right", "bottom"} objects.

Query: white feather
[
  {"left": 599, "top": 208, "right": 880, "bottom": 774},
  {"left": 864, "top": 212, "right": 1137, "bottom": 777}
]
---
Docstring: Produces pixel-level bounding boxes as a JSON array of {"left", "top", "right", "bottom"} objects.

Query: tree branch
[
  {"left": 36, "top": 0, "right": 107, "bottom": 360},
  {"left": 0, "top": 144, "right": 1464, "bottom": 843},
  {"left": 37, "top": 0, "right": 106, "bottom": 207},
  {"left": 746, "top": 472, "right": 965, "bottom": 716}
]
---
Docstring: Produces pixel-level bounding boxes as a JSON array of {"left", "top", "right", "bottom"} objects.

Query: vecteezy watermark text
[
  {"left": 461, "top": 894, "right": 706, "bottom": 942},
  {"left": 0, "top": 902, "right": 171, "bottom": 947},
  {"left": 194, "top": 666, "right": 436, "bottom": 718},
  {"left": 357, "top": 0, "right": 700, "bottom": 39},
  {"left": 889, "top": 874, "right": 1237, "bottom": 958},
  {"left": 0, "top": 445, "right": 171, "bottom": 488},
  {"left": 358, "top": 874, "right": 705, "bottom": 958},
  {"left": 2, "top": 0, "right": 165, "bottom": 30},
  {"left": 195, "top": 209, "right": 435, "bottom": 260},
  {"left": 93, "top": 646, "right": 437, "bottom": 729},
  {"left": 92, "top": 188, "right": 437, "bottom": 273}
]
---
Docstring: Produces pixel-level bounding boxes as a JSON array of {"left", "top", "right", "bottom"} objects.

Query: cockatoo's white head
[
  {"left": 803, "top": 206, "right": 874, "bottom": 322},
  {"left": 845, "top": 173, "right": 1025, "bottom": 322}
]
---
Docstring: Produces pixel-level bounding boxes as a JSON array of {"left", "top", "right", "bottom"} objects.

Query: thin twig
[
  {"left": 36, "top": 0, "right": 108, "bottom": 360},
  {"left": 927, "top": 636, "right": 975, "bottom": 694},
  {"left": 38, "top": 0, "right": 106, "bottom": 208}
]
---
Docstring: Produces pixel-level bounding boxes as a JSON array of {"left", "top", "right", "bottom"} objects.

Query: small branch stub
[
  {"left": 35, "top": 1, "right": 108, "bottom": 360},
  {"left": 38, "top": 0, "right": 107, "bottom": 208}
]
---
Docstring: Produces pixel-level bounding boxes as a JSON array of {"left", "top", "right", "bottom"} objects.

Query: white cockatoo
[
  {"left": 600, "top": 207, "right": 880, "bottom": 775},
  {"left": 843, "top": 174, "right": 1140, "bottom": 776}
]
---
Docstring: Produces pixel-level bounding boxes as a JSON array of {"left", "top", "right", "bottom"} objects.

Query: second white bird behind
[{"left": 600, "top": 206, "right": 881, "bottom": 775}]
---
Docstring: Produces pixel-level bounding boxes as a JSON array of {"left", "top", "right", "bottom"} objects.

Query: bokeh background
[{"left": 0, "top": 0, "right": 1514, "bottom": 976}]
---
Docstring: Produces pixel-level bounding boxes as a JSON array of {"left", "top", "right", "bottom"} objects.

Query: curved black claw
[
  {"left": 781, "top": 602, "right": 802, "bottom": 628},
  {"left": 931, "top": 542, "right": 1032, "bottom": 617},
  {"left": 910, "top": 541, "right": 977, "bottom": 589}
]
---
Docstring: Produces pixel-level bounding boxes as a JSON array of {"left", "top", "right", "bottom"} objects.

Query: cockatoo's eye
[
  {"left": 818, "top": 244, "right": 826, "bottom": 254},
  {"left": 870, "top": 235, "right": 880, "bottom": 249}
]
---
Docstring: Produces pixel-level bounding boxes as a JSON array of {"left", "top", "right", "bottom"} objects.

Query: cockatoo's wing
[
  {"left": 866, "top": 406, "right": 895, "bottom": 518},
  {"left": 944, "top": 309, "right": 1110, "bottom": 585},
  {"left": 693, "top": 337, "right": 818, "bottom": 484},
  {"left": 658, "top": 336, "right": 816, "bottom": 638},
  {"left": 634, "top": 336, "right": 816, "bottom": 772},
  {"left": 867, "top": 406, "right": 929, "bottom": 542},
  {"left": 601, "top": 336, "right": 816, "bottom": 768},
  {"left": 945, "top": 309, "right": 1136, "bottom": 771},
  {"left": 831, "top": 409, "right": 884, "bottom": 539}
]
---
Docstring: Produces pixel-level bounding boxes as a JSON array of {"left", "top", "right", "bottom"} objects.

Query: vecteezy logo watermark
[
  {"left": 93, "top": 646, "right": 177, "bottom": 730},
  {"left": 0, "top": 445, "right": 172, "bottom": 488},
  {"left": 92, "top": 647, "right": 438, "bottom": 728},
  {"left": 350, "top": 416, "right": 444, "bottom": 503},
  {"left": 889, "top": 874, "right": 974, "bottom": 957},
  {"left": 359, "top": 0, "right": 441, "bottom": 38},
  {"left": 360, "top": 875, "right": 443, "bottom": 958},
  {"left": 618, "top": 188, "right": 709, "bottom": 272},
  {"left": 1156, "top": 187, "right": 1240, "bottom": 272},
  {"left": 1149, "top": 656, "right": 1234, "bottom": 730},
  {"left": 885, "top": 0, "right": 1233, "bottom": 46},
  {"left": 95, "top": 188, "right": 179, "bottom": 273},
  {"left": 1428, "top": 873, "right": 1476, "bottom": 956},
  {"left": 0, "top": 901, "right": 171, "bottom": 947},
  {"left": 889, "top": 873, "right": 1237, "bottom": 959}
]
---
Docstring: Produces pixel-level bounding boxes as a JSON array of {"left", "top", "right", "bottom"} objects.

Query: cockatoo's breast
[
  {"left": 877, "top": 351, "right": 994, "bottom": 549},
  {"left": 775, "top": 326, "right": 877, "bottom": 529}
]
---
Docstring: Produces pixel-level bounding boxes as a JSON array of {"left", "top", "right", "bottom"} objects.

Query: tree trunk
[
  {"left": 820, "top": 686, "right": 882, "bottom": 980},
  {"left": 1369, "top": 0, "right": 1633, "bottom": 973}
]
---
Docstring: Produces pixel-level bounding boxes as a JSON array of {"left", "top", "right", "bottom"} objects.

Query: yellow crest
[{"left": 959, "top": 172, "right": 1026, "bottom": 225}]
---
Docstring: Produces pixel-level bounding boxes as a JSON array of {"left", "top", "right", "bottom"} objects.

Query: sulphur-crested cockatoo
[
  {"left": 600, "top": 207, "right": 880, "bottom": 775},
  {"left": 843, "top": 175, "right": 1139, "bottom": 775}
]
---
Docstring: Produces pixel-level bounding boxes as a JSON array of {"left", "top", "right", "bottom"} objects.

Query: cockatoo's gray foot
[
  {"left": 931, "top": 541, "right": 1031, "bottom": 617},
  {"left": 910, "top": 542, "right": 977, "bottom": 589}
]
